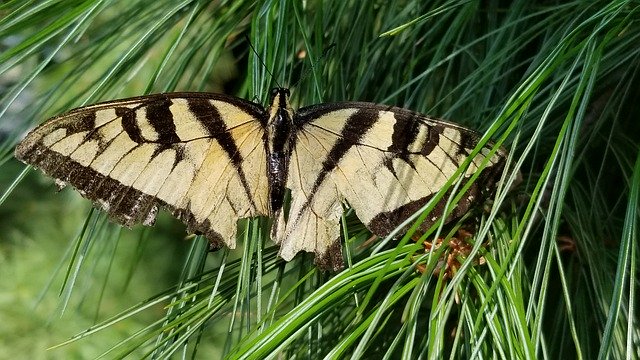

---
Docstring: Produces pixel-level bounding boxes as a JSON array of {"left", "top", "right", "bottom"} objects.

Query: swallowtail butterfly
[{"left": 15, "top": 88, "right": 506, "bottom": 270}]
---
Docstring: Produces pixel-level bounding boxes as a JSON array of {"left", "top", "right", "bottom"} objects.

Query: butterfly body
[
  {"left": 266, "top": 88, "right": 294, "bottom": 216},
  {"left": 15, "top": 88, "right": 506, "bottom": 270}
]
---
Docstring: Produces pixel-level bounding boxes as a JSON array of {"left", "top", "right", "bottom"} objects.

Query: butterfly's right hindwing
[{"left": 15, "top": 93, "right": 270, "bottom": 248}]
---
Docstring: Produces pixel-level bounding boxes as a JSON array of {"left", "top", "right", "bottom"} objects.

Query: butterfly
[{"left": 15, "top": 88, "right": 506, "bottom": 270}]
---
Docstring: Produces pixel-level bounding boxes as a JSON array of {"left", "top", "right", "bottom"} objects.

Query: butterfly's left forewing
[
  {"left": 16, "top": 93, "right": 270, "bottom": 248},
  {"left": 276, "top": 103, "right": 506, "bottom": 270}
]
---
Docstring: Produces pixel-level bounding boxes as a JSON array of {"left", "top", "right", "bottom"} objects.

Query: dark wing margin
[
  {"left": 274, "top": 102, "right": 507, "bottom": 270},
  {"left": 15, "top": 92, "right": 269, "bottom": 249}
]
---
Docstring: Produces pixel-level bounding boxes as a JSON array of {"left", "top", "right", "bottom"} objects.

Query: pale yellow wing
[
  {"left": 274, "top": 103, "right": 506, "bottom": 270},
  {"left": 15, "top": 93, "right": 269, "bottom": 249}
]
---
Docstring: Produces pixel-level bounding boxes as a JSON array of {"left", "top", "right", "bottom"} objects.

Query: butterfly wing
[
  {"left": 15, "top": 93, "right": 270, "bottom": 249},
  {"left": 275, "top": 102, "right": 507, "bottom": 270}
]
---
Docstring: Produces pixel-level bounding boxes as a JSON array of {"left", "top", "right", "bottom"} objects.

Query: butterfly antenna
[
  {"left": 245, "top": 35, "right": 282, "bottom": 89},
  {"left": 291, "top": 43, "right": 337, "bottom": 89}
]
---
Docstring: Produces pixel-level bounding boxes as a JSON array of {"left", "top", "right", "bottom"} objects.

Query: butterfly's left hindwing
[
  {"left": 274, "top": 103, "right": 506, "bottom": 270},
  {"left": 15, "top": 93, "right": 270, "bottom": 248}
]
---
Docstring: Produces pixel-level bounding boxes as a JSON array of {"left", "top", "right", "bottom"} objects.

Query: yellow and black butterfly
[{"left": 15, "top": 88, "right": 506, "bottom": 270}]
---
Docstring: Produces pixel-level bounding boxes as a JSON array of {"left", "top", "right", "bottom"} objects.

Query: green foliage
[{"left": 1, "top": 0, "right": 639, "bottom": 358}]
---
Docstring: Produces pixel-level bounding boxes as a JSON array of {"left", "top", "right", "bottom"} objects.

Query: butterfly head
[
  {"left": 268, "top": 88, "right": 293, "bottom": 127},
  {"left": 269, "top": 88, "right": 291, "bottom": 109}
]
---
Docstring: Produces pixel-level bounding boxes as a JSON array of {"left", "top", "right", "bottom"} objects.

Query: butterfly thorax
[{"left": 266, "top": 88, "right": 294, "bottom": 215}]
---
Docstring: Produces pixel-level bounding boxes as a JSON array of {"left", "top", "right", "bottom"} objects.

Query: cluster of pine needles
[{"left": 0, "top": 1, "right": 638, "bottom": 358}]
